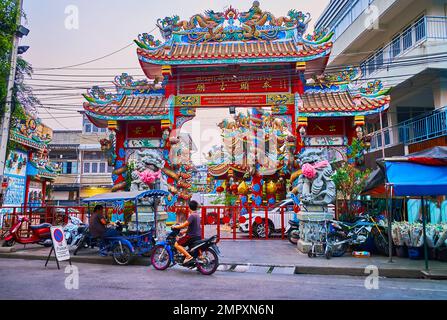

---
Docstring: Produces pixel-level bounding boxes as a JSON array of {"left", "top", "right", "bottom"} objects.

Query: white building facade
[{"left": 316, "top": 0, "right": 447, "bottom": 165}]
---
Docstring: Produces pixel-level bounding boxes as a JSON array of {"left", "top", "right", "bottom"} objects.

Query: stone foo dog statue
[{"left": 295, "top": 149, "right": 335, "bottom": 210}]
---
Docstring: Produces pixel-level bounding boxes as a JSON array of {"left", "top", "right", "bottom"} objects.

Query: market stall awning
[
  {"left": 363, "top": 168, "right": 385, "bottom": 194},
  {"left": 384, "top": 161, "right": 447, "bottom": 196},
  {"left": 82, "top": 190, "right": 169, "bottom": 203}
]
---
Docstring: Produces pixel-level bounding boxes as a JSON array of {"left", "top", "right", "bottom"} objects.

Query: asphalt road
[{"left": 0, "top": 258, "right": 446, "bottom": 300}]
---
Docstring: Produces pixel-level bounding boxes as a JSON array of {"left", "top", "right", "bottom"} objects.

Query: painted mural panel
[{"left": 0, "top": 150, "right": 28, "bottom": 227}]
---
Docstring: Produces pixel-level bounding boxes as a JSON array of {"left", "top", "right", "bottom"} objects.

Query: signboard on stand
[{"left": 46, "top": 226, "right": 71, "bottom": 269}]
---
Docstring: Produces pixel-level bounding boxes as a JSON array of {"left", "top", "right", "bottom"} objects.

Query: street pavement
[
  {"left": 0, "top": 258, "right": 447, "bottom": 300},
  {"left": 2, "top": 240, "right": 447, "bottom": 278}
]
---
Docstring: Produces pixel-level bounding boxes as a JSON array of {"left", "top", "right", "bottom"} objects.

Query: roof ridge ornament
[{"left": 148, "top": 1, "right": 312, "bottom": 44}]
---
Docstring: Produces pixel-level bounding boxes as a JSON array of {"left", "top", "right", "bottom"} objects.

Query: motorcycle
[
  {"left": 287, "top": 220, "right": 300, "bottom": 245},
  {"left": 2, "top": 217, "right": 52, "bottom": 247},
  {"left": 151, "top": 228, "right": 221, "bottom": 275},
  {"left": 72, "top": 225, "right": 99, "bottom": 255},
  {"left": 64, "top": 216, "right": 87, "bottom": 247},
  {"left": 327, "top": 214, "right": 389, "bottom": 257}
]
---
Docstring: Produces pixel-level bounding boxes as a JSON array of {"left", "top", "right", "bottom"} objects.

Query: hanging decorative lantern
[
  {"left": 237, "top": 181, "right": 249, "bottom": 195},
  {"left": 266, "top": 181, "right": 277, "bottom": 194},
  {"left": 216, "top": 186, "right": 224, "bottom": 193}
]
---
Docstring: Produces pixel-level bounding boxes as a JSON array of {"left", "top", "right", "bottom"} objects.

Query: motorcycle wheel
[
  {"left": 112, "top": 243, "right": 132, "bottom": 266},
  {"left": 42, "top": 239, "right": 53, "bottom": 247},
  {"left": 2, "top": 239, "right": 15, "bottom": 247},
  {"left": 151, "top": 245, "right": 171, "bottom": 270},
  {"left": 252, "top": 221, "right": 273, "bottom": 238},
  {"left": 73, "top": 235, "right": 86, "bottom": 256},
  {"left": 196, "top": 248, "right": 219, "bottom": 275},
  {"left": 325, "top": 246, "right": 332, "bottom": 260},
  {"left": 374, "top": 232, "right": 390, "bottom": 256},
  {"left": 327, "top": 233, "right": 348, "bottom": 257},
  {"left": 287, "top": 228, "right": 299, "bottom": 245}
]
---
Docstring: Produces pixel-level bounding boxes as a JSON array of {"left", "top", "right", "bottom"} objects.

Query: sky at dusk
[{"left": 20, "top": 0, "right": 331, "bottom": 163}]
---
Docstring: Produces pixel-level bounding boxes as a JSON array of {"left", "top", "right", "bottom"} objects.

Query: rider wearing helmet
[{"left": 172, "top": 200, "right": 201, "bottom": 264}]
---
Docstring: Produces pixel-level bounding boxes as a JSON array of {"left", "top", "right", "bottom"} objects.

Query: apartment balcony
[
  {"left": 360, "top": 16, "right": 447, "bottom": 79},
  {"left": 369, "top": 106, "right": 447, "bottom": 153}
]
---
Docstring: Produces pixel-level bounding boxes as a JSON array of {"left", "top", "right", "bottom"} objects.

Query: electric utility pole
[{"left": 0, "top": 0, "right": 24, "bottom": 182}]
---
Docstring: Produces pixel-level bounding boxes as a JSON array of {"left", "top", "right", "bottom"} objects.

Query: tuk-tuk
[{"left": 80, "top": 189, "right": 169, "bottom": 265}]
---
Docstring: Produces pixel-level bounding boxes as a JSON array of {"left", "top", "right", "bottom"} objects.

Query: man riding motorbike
[{"left": 172, "top": 200, "right": 201, "bottom": 264}]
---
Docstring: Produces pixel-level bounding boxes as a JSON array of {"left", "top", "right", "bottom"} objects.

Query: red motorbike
[{"left": 2, "top": 217, "right": 52, "bottom": 247}]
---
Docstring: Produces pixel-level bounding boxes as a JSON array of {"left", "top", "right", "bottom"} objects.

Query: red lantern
[{"left": 216, "top": 186, "right": 224, "bottom": 193}]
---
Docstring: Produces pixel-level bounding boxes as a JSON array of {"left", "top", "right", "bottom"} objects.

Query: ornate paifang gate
[{"left": 82, "top": 2, "right": 391, "bottom": 229}]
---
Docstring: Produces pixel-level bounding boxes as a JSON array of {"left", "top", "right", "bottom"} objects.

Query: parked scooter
[
  {"left": 64, "top": 216, "right": 88, "bottom": 247},
  {"left": 287, "top": 220, "right": 300, "bottom": 245},
  {"left": 2, "top": 217, "right": 52, "bottom": 247},
  {"left": 151, "top": 227, "right": 221, "bottom": 275},
  {"left": 72, "top": 225, "right": 98, "bottom": 255}
]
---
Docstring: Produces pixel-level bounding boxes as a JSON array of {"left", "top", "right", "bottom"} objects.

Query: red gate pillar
[{"left": 109, "top": 120, "right": 126, "bottom": 193}]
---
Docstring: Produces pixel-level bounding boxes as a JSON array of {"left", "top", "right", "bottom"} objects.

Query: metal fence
[
  {"left": 0, "top": 206, "right": 87, "bottom": 238},
  {"left": 1, "top": 205, "right": 293, "bottom": 241}
]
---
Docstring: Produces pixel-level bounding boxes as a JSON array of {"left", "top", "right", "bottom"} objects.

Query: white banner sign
[
  {"left": 125, "top": 139, "right": 162, "bottom": 148},
  {"left": 50, "top": 226, "right": 71, "bottom": 261},
  {"left": 304, "top": 136, "right": 347, "bottom": 146}
]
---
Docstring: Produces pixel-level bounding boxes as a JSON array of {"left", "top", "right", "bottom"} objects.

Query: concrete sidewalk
[{"left": 1, "top": 240, "right": 446, "bottom": 279}]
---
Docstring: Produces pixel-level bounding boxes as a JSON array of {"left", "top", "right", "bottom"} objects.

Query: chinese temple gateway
[{"left": 83, "top": 2, "right": 391, "bottom": 210}]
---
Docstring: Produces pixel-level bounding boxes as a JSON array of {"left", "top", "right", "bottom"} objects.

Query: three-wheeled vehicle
[{"left": 80, "top": 190, "right": 169, "bottom": 265}]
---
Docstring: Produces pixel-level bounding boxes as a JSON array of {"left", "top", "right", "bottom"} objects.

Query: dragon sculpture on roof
[{"left": 153, "top": 1, "right": 311, "bottom": 43}]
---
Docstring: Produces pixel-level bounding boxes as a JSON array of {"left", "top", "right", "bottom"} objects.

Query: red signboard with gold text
[
  {"left": 178, "top": 74, "right": 290, "bottom": 95},
  {"left": 126, "top": 121, "right": 162, "bottom": 139},
  {"left": 307, "top": 118, "right": 345, "bottom": 136}
]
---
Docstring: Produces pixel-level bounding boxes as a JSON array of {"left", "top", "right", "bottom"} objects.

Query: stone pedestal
[{"left": 296, "top": 211, "right": 334, "bottom": 254}]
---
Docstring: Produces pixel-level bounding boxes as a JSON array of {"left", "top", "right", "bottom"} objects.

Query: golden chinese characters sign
[
  {"left": 126, "top": 121, "right": 162, "bottom": 139},
  {"left": 178, "top": 73, "right": 289, "bottom": 95},
  {"left": 174, "top": 94, "right": 294, "bottom": 107}
]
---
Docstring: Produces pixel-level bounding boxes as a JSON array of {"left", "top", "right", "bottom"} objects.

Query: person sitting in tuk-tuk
[
  {"left": 89, "top": 204, "right": 120, "bottom": 239},
  {"left": 172, "top": 200, "right": 201, "bottom": 264}
]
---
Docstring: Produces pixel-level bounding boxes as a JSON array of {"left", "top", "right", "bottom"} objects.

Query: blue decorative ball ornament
[
  {"left": 241, "top": 208, "right": 248, "bottom": 215},
  {"left": 119, "top": 148, "right": 126, "bottom": 158},
  {"left": 116, "top": 160, "right": 124, "bottom": 168},
  {"left": 253, "top": 184, "right": 260, "bottom": 192},
  {"left": 255, "top": 196, "right": 262, "bottom": 206},
  {"left": 268, "top": 197, "right": 275, "bottom": 205},
  {"left": 112, "top": 174, "right": 118, "bottom": 182},
  {"left": 240, "top": 195, "right": 247, "bottom": 204}
]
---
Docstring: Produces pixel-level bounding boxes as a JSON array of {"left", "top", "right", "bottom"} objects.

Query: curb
[{"left": 0, "top": 252, "right": 435, "bottom": 279}]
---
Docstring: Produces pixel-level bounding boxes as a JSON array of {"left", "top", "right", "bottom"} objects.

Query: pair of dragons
[{"left": 156, "top": 2, "right": 309, "bottom": 42}]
